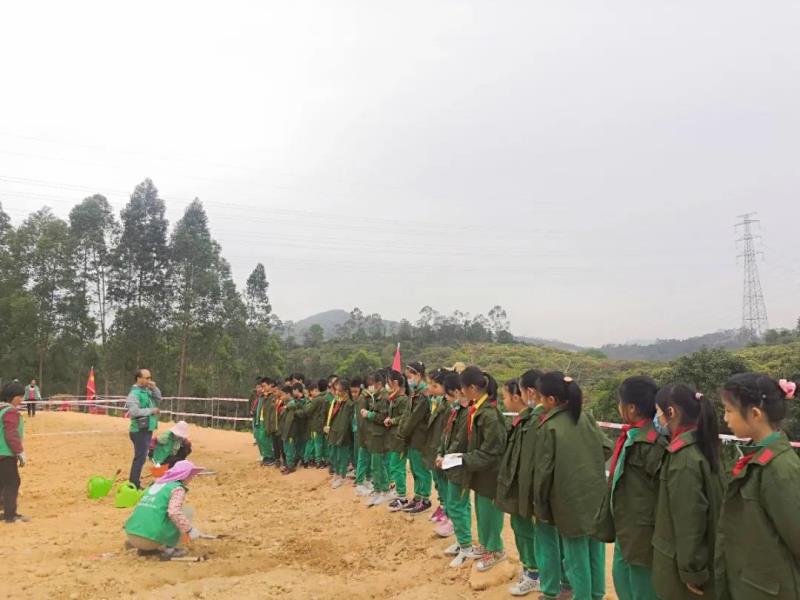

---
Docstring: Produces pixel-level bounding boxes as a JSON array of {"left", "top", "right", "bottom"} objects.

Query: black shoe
[{"left": 3, "top": 514, "right": 31, "bottom": 523}]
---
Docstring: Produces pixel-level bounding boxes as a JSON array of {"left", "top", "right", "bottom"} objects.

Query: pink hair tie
[
  {"left": 778, "top": 379, "right": 797, "bottom": 400},
  {"left": 563, "top": 376, "right": 573, "bottom": 383}
]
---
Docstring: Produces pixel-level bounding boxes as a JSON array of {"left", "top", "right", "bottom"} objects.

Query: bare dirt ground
[{"left": 3, "top": 412, "right": 617, "bottom": 599}]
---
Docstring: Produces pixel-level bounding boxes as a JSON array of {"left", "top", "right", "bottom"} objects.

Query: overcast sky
[{"left": 1, "top": 2, "right": 798, "bottom": 346}]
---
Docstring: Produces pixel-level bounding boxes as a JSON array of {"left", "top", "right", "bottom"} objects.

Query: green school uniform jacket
[
  {"left": 264, "top": 395, "right": 280, "bottom": 435},
  {"left": 595, "top": 422, "right": 668, "bottom": 567},
  {"left": 400, "top": 385, "right": 431, "bottom": 453},
  {"left": 300, "top": 394, "right": 328, "bottom": 435},
  {"left": 533, "top": 405, "right": 609, "bottom": 538},
  {"left": 461, "top": 399, "right": 507, "bottom": 499},
  {"left": 651, "top": 429, "right": 723, "bottom": 600},
  {"left": 495, "top": 406, "right": 541, "bottom": 518},
  {"left": 354, "top": 391, "right": 371, "bottom": 449},
  {"left": 363, "top": 389, "right": 390, "bottom": 454},
  {"left": 289, "top": 397, "right": 309, "bottom": 441},
  {"left": 384, "top": 393, "right": 409, "bottom": 454},
  {"left": 422, "top": 395, "right": 449, "bottom": 470},
  {"left": 439, "top": 402, "right": 470, "bottom": 487},
  {"left": 327, "top": 399, "right": 354, "bottom": 447},
  {"left": 715, "top": 434, "right": 800, "bottom": 600}
]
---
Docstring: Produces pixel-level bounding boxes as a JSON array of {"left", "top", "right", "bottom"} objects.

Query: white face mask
[
  {"left": 368, "top": 385, "right": 376, "bottom": 393},
  {"left": 385, "top": 383, "right": 391, "bottom": 391}
]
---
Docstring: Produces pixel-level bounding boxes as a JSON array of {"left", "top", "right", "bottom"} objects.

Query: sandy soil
[{"left": 3, "top": 412, "right": 617, "bottom": 599}]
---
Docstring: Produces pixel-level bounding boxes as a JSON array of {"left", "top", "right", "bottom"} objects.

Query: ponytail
[
  {"left": 483, "top": 371, "right": 498, "bottom": 403},
  {"left": 537, "top": 371, "right": 583, "bottom": 422},
  {"left": 459, "top": 366, "right": 497, "bottom": 401},
  {"left": 656, "top": 383, "right": 720, "bottom": 472}
]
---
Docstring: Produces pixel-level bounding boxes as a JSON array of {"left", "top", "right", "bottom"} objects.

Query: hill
[{"left": 601, "top": 329, "right": 746, "bottom": 361}]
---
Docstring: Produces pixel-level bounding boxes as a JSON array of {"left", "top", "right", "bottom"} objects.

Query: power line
[{"left": 735, "top": 212, "right": 769, "bottom": 339}]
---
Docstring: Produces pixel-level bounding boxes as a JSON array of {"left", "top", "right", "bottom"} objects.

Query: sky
[{"left": 0, "top": 1, "right": 798, "bottom": 347}]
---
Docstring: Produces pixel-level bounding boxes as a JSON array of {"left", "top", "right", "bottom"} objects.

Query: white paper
[{"left": 442, "top": 453, "right": 463, "bottom": 470}]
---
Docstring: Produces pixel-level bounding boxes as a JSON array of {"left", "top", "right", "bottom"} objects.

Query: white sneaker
[
  {"left": 385, "top": 489, "right": 398, "bottom": 500},
  {"left": 466, "top": 545, "right": 486, "bottom": 560},
  {"left": 355, "top": 484, "right": 373, "bottom": 496},
  {"left": 449, "top": 549, "right": 470, "bottom": 568},
  {"left": 443, "top": 543, "right": 461, "bottom": 556},
  {"left": 509, "top": 571, "right": 541, "bottom": 596},
  {"left": 476, "top": 551, "right": 507, "bottom": 572},
  {"left": 331, "top": 478, "right": 344, "bottom": 490},
  {"left": 367, "top": 493, "right": 388, "bottom": 507}
]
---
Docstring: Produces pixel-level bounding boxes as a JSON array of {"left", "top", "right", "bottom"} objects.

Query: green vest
[
  {"left": 152, "top": 432, "right": 181, "bottom": 464},
  {"left": 124, "top": 480, "right": 184, "bottom": 546},
  {"left": 129, "top": 387, "right": 158, "bottom": 433},
  {"left": 0, "top": 404, "right": 23, "bottom": 457}
]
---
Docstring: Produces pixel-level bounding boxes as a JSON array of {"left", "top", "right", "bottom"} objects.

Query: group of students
[{"left": 250, "top": 363, "right": 800, "bottom": 600}]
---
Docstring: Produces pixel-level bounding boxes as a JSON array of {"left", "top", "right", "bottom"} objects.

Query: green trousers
[
  {"left": 474, "top": 493, "right": 504, "bottom": 553},
  {"left": 356, "top": 447, "right": 372, "bottom": 484},
  {"left": 310, "top": 432, "right": 326, "bottom": 463},
  {"left": 387, "top": 451, "right": 407, "bottom": 496},
  {"left": 331, "top": 445, "right": 351, "bottom": 477},
  {"left": 510, "top": 514, "right": 537, "bottom": 570},
  {"left": 284, "top": 439, "right": 296, "bottom": 467},
  {"left": 407, "top": 448, "right": 432, "bottom": 499},
  {"left": 446, "top": 481, "right": 472, "bottom": 548},
  {"left": 370, "top": 452, "right": 389, "bottom": 492},
  {"left": 303, "top": 438, "right": 314, "bottom": 462},
  {"left": 254, "top": 425, "right": 274, "bottom": 461},
  {"left": 534, "top": 520, "right": 563, "bottom": 599},
  {"left": 433, "top": 469, "right": 448, "bottom": 507},
  {"left": 561, "top": 534, "right": 605, "bottom": 600},
  {"left": 612, "top": 542, "right": 657, "bottom": 600}
]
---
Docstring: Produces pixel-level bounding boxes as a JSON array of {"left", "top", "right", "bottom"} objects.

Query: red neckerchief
[
  {"left": 671, "top": 424, "right": 696, "bottom": 439},
  {"left": 732, "top": 451, "right": 757, "bottom": 477},
  {"left": 607, "top": 419, "right": 648, "bottom": 487},
  {"left": 331, "top": 398, "right": 344, "bottom": 420},
  {"left": 444, "top": 406, "right": 459, "bottom": 435},
  {"left": 276, "top": 398, "right": 284, "bottom": 414}
]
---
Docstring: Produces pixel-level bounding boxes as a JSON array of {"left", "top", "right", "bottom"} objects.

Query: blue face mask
[{"left": 653, "top": 413, "right": 670, "bottom": 436}]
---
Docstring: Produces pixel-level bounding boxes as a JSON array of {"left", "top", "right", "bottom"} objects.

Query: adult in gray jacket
[{"left": 127, "top": 369, "right": 161, "bottom": 489}]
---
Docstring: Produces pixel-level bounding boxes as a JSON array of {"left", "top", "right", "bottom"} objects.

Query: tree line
[{"left": 0, "top": 179, "right": 281, "bottom": 397}]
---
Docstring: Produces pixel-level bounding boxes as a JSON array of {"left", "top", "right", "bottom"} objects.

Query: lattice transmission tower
[{"left": 736, "top": 213, "right": 769, "bottom": 339}]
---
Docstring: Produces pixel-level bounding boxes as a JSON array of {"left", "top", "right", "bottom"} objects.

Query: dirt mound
[{"left": 4, "top": 412, "right": 616, "bottom": 599}]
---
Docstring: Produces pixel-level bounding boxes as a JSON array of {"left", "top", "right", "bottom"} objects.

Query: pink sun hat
[
  {"left": 170, "top": 420, "right": 190, "bottom": 439},
  {"left": 156, "top": 460, "right": 205, "bottom": 484}
]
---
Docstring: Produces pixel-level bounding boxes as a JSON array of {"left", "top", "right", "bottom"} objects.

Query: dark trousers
[
  {"left": 0, "top": 456, "right": 20, "bottom": 520},
  {"left": 26, "top": 401, "right": 36, "bottom": 417},
  {"left": 272, "top": 436, "right": 285, "bottom": 466},
  {"left": 129, "top": 430, "right": 152, "bottom": 489}
]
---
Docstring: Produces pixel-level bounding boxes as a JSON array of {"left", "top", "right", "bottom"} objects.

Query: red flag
[
  {"left": 391, "top": 343, "right": 402, "bottom": 372},
  {"left": 86, "top": 367, "right": 96, "bottom": 401}
]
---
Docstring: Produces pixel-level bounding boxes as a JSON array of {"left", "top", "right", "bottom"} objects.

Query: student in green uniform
[
  {"left": 423, "top": 368, "right": 450, "bottom": 524},
  {"left": 323, "top": 375, "right": 338, "bottom": 469},
  {"left": 496, "top": 371, "right": 544, "bottom": 596},
  {"left": 282, "top": 383, "right": 309, "bottom": 472},
  {"left": 384, "top": 370, "right": 411, "bottom": 512},
  {"left": 459, "top": 366, "right": 507, "bottom": 572},
  {"left": 277, "top": 385, "right": 295, "bottom": 473},
  {"left": 717, "top": 373, "right": 800, "bottom": 600},
  {"left": 348, "top": 378, "right": 364, "bottom": 480},
  {"left": 651, "top": 383, "right": 723, "bottom": 600},
  {"left": 361, "top": 371, "right": 391, "bottom": 505},
  {"left": 300, "top": 379, "right": 329, "bottom": 468},
  {"left": 399, "top": 361, "right": 433, "bottom": 514},
  {"left": 594, "top": 376, "right": 666, "bottom": 600},
  {"left": 353, "top": 377, "right": 374, "bottom": 495},
  {"left": 252, "top": 378, "right": 276, "bottom": 466},
  {"left": 325, "top": 379, "right": 355, "bottom": 489},
  {"left": 436, "top": 370, "right": 478, "bottom": 567},
  {"left": 265, "top": 383, "right": 284, "bottom": 469},
  {"left": 533, "top": 372, "right": 608, "bottom": 600}
]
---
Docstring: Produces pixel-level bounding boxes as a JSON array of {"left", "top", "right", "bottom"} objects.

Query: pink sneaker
[
  {"left": 434, "top": 519, "right": 454, "bottom": 538},
  {"left": 430, "top": 505, "right": 444, "bottom": 522}
]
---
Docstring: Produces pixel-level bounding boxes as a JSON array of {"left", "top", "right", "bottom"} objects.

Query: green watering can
[
  {"left": 87, "top": 469, "right": 121, "bottom": 500},
  {"left": 115, "top": 481, "right": 145, "bottom": 509}
]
